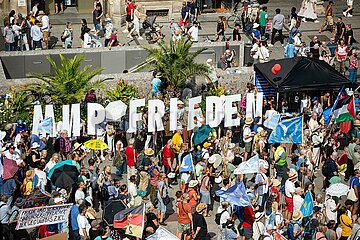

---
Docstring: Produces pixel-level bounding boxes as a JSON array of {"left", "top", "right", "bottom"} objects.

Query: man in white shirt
[
  {"left": 285, "top": 171, "right": 297, "bottom": 220},
  {"left": 77, "top": 205, "right": 91, "bottom": 239},
  {"left": 188, "top": 21, "right": 199, "bottom": 42},
  {"left": 4, "top": 145, "right": 23, "bottom": 166},
  {"left": 308, "top": 112, "right": 320, "bottom": 133},
  {"left": 31, "top": 20, "right": 43, "bottom": 50},
  {"left": 255, "top": 163, "right": 269, "bottom": 211},
  {"left": 38, "top": 11, "right": 50, "bottom": 49},
  {"left": 217, "top": 201, "right": 231, "bottom": 240}
]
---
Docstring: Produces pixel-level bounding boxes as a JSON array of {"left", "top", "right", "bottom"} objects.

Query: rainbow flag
[{"left": 114, "top": 204, "right": 145, "bottom": 238}]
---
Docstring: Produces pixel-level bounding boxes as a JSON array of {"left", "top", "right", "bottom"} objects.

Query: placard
[
  {"left": 18, "top": 0, "right": 26, "bottom": 7},
  {"left": 16, "top": 204, "right": 72, "bottom": 230}
]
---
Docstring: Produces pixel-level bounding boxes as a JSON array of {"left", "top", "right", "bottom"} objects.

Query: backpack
[
  {"left": 322, "top": 159, "right": 330, "bottom": 177},
  {"left": 215, "top": 210, "right": 226, "bottom": 225},
  {"left": 148, "top": 165, "right": 158, "bottom": 178},
  {"left": 258, "top": 235, "right": 267, "bottom": 240},
  {"left": 286, "top": 220, "right": 300, "bottom": 240},
  {"left": 100, "top": 184, "right": 110, "bottom": 201},
  {"left": 54, "top": 137, "right": 62, "bottom": 153},
  {"left": 136, "top": 153, "right": 145, "bottom": 171}
]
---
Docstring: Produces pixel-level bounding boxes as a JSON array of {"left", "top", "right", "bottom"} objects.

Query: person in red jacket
[
  {"left": 163, "top": 139, "right": 175, "bottom": 175},
  {"left": 125, "top": 138, "right": 138, "bottom": 181}
]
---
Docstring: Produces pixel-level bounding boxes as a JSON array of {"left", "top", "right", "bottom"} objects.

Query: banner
[
  {"left": 16, "top": 204, "right": 72, "bottom": 230},
  {"left": 268, "top": 116, "right": 303, "bottom": 144}
]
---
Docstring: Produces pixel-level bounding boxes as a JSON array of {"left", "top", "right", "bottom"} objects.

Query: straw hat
[
  {"left": 245, "top": 117, "right": 253, "bottom": 125},
  {"left": 228, "top": 143, "right": 236, "bottom": 149},
  {"left": 26, "top": 170, "right": 34, "bottom": 179},
  {"left": 177, "top": 100, "right": 184, "bottom": 105},
  {"left": 144, "top": 148, "right": 154, "bottom": 156},
  {"left": 355, "top": 119, "right": 360, "bottom": 127},
  {"left": 105, "top": 17, "right": 112, "bottom": 22},
  {"left": 208, "top": 154, "right": 222, "bottom": 169},
  {"left": 295, "top": 187, "right": 303, "bottom": 194},
  {"left": 292, "top": 210, "right": 303, "bottom": 221},
  {"left": 73, "top": 142, "right": 81, "bottom": 150},
  {"left": 195, "top": 202, "right": 207, "bottom": 213},
  {"left": 155, "top": 72, "right": 163, "bottom": 78},
  {"left": 189, "top": 180, "right": 199, "bottom": 188},
  {"left": 288, "top": 171, "right": 298, "bottom": 180},
  {"left": 38, "top": 10, "right": 45, "bottom": 15},
  {"left": 260, "top": 130, "right": 267, "bottom": 137},
  {"left": 156, "top": 26, "right": 161, "bottom": 32},
  {"left": 255, "top": 212, "right": 264, "bottom": 221},
  {"left": 272, "top": 179, "right": 281, "bottom": 187}
]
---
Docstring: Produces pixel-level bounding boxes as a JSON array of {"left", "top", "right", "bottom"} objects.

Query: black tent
[{"left": 254, "top": 57, "right": 351, "bottom": 92}]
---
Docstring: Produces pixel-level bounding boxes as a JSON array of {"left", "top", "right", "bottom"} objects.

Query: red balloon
[
  {"left": 271, "top": 67, "right": 278, "bottom": 75},
  {"left": 274, "top": 64, "right": 281, "bottom": 72}
]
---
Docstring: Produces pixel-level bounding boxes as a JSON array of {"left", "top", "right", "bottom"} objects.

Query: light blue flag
[
  {"left": 234, "top": 154, "right": 259, "bottom": 175},
  {"left": 323, "top": 86, "right": 344, "bottom": 126},
  {"left": 300, "top": 191, "right": 314, "bottom": 217},
  {"left": 268, "top": 116, "right": 303, "bottom": 144},
  {"left": 215, "top": 182, "right": 252, "bottom": 207},
  {"left": 179, "top": 153, "right": 194, "bottom": 173},
  {"left": 37, "top": 117, "right": 53, "bottom": 135}
]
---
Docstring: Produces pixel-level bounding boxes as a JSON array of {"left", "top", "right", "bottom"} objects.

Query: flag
[
  {"left": 324, "top": 86, "right": 344, "bottom": 125},
  {"left": 179, "top": 153, "right": 194, "bottom": 173},
  {"left": 37, "top": 117, "right": 53, "bottom": 135},
  {"left": 146, "top": 227, "right": 180, "bottom": 240},
  {"left": 268, "top": 116, "right": 303, "bottom": 144},
  {"left": 114, "top": 204, "right": 145, "bottom": 238},
  {"left": 300, "top": 191, "right": 314, "bottom": 217},
  {"left": 333, "top": 95, "right": 356, "bottom": 123},
  {"left": 215, "top": 182, "right": 252, "bottom": 207},
  {"left": 233, "top": 155, "right": 259, "bottom": 175},
  {"left": 274, "top": 231, "right": 287, "bottom": 240}
]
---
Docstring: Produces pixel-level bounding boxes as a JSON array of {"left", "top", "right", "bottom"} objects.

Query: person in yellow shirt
[
  {"left": 21, "top": 170, "right": 34, "bottom": 196},
  {"left": 339, "top": 206, "right": 353, "bottom": 239},
  {"left": 172, "top": 126, "right": 183, "bottom": 154}
]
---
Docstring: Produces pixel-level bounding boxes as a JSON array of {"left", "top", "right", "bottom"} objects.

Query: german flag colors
[{"left": 113, "top": 203, "right": 145, "bottom": 238}]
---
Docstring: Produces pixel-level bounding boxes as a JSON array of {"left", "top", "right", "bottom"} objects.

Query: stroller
[{"left": 142, "top": 15, "right": 163, "bottom": 42}]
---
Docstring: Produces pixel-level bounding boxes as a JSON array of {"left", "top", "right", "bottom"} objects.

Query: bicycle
[{"left": 226, "top": 11, "right": 242, "bottom": 29}]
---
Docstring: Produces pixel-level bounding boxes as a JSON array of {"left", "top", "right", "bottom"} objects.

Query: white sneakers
[
  {"left": 343, "top": 12, "right": 353, "bottom": 17},
  {"left": 122, "top": 29, "right": 129, "bottom": 33}
]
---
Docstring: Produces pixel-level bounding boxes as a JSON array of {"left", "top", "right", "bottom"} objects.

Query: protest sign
[
  {"left": 16, "top": 204, "right": 72, "bottom": 230},
  {"left": 41, "top": 232, "right": 68, "bottom": 240}
]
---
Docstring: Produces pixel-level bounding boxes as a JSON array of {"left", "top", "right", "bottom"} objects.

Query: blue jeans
[
  {"left": 349, "top": 68, "right": 357, "bottom": 83},
  {"left": 4, "top": 42, "right": 14, "bottom": 51},
  {"left": 33, "top": 40, "right": 42, "bottom": 50}
]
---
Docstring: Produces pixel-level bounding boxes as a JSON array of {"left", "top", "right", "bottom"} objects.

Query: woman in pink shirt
[{"left": 335, "top": 39, "right": 349, "bottom": 75}]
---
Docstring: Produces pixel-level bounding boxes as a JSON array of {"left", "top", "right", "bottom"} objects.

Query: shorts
[
  {"left": 241, "top": 227, "right": 253, "bottom": 240},
  {"left": 95, "top": 24, "right": 102, "bottom": 31},
  {"left": 325, "top": 16, "right": 334, "bottom": 26},
  {"left": 285, "top": 196, "right": 294, "bottom": 213},
  {"left": 244, "top": 142, "right": 252, "bottom": 153},
  {"left": 179, "top": 18, "right": 188, "bottom": 28},
  {"left": 178, "top": 223, "right": 191, "bottom": 233},
  {"left": 126, "top": 14, "right": 132, "bottom": 22}
]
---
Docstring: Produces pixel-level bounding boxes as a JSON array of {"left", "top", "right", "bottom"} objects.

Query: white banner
[
  {"left": 18, "top": 0, "right": 26, "bottom": 7},
  {"left": 16, "top": 204, "right": 72, "bottom": 230}
]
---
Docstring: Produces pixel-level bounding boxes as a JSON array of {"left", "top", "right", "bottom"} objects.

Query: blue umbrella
[{"left": 192, "top": 125, "right": 212, "bottom": 146}]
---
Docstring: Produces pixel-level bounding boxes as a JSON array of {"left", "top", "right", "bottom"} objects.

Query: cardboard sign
[{"left": 16, "top": 204, "right": 72, "bottom": 230}]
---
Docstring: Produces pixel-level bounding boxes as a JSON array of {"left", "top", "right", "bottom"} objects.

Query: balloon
[
  {"left": 273, "top": 64, "right": 281, "bottom": 72},
  {"left": 271, "top": 67, "right": 278, "bottom": 75}
]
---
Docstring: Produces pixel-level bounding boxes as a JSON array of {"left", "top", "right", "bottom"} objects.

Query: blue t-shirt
[
  {"left": 15, "top": 124, "right": 29, "bottom": 135},
  {"left": 70, "top": 204, "right": 80, "bottom": 230},
  {"left": 95, "top": 237, "right": 113, "bottom": 240},
  {"left": 225, "top": 228, "right": 237, "bottom": 240},
  {"left": 30, "top": 134, "right": 46, "bottom": 151},
  {"left": 350, "top": 176, "right": 360, "bottom": 193},
  {"left": 181, "top": 6, "right": 189, "bottom": 19},
  {"left": 151, "top": 78, "right": 162, "bottom": 94},
  {"left": 252, "top": 29, "right": 260, "bottom": 40}
]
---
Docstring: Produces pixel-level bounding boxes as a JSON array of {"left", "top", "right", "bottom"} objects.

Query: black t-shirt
[
  {"left": 29, "top": 150, "right": 40, "bottom": 168},
  {"left": 336, "top": 22, "right": 345, "bottom": 37},
  {"left": 233, "top": 28, "right": 241, "bottom": 41},
  {"left": 324, "top": 144, "right": 334, "bottom": 158},
  {"left": 345, "top": 29, "right": 354, "bottom": 45},
  {"left": 146, "top": 212, "right": 158, "bottom": 231},
  {"left": 181, "top": 6, "right": 189, "bottom": 20},
  {"left": 310, "top": 40, "right": 321, "bottom": 58},
  {"left": 93, "top": 9, "right": 101, "bottom": 25},
  {"left": 193, "top": 213, "right": 208, "bottom": 239},
  {"left": 188, "top": 3, "right": 196, "bottom": 15},
  {"left": 89, "top": 228, "right": 102, "bottom": 240}
]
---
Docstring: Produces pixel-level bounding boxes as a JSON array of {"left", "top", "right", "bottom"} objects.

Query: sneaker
[
  {"left": 302, "top": 18, "right": 307, "bottom": 22},
  {"left": 122, "top": 29, "right": 129, "bottom": 33},
  {"left": 343, "top": 12, "right": 347, "bottom": 17},
  {"left": 160, "top": 222, "right": 167, "bottom": 226},
  {"left": 314, "top": 20, "right": 319, "bottom": 23},
  {"left": 127, "top": 35, "right": 132, "bottom": 38},
  {"left": 348, "top": 14, "right": 353, "bottom": 17},
  {"left": 138, "top": 36, "right": 144, "bottom": 40},
  {"left": 268, "top": 44, "right": 274, "bottom": 47}
]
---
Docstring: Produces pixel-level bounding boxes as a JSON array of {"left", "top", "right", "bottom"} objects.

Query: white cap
[{"left": 206, "top": 58, "right": 213, "bottom": 63}]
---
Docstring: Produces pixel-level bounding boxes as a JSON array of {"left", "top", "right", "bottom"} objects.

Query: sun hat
[
  {"left": 253, "top": 23, "right": 259, "bottom": 28},
  {"left": 214, "top": 175, "right": 223, "bottom": 184},
  {"left": 295, "top": 187, "right": 303, "bottom": 194},
  {"left": 203, "top": 142, "right": 211, "bottom": 149},
  {"left": 167, "top": 172, "right": 176, "bottom": 179},
  {"left": 189, "top": 180, "right": 199, "bottom": 188},
  {"left": 54, "top": 197, "right": 66, "bottom": 204},
  {"left": 74, "top": 142, "right": 81, "bottom": 150},
  {"left": 105, "top": 17, "right": 112, "bottom": 22},
  {"left": 91, "top": 219, "right": 100, "bottom": 228},
  {"left": 31, "top": 142, "right": 40, "bottom": 148},
  {"left": 176, "top": 125, "right": 183, "bottom": 130},
  {"left": 292, "top": 210, "right": 303, "bottom": 221},
  {"left": 255, "top": 212, "right": 264, "bottom": 221},
  {"left": 354, "top": 120, "right": 360, "bottom": 127},
  {"left": 260, "top": 130, "right": 267, "bottom": 137},
  {"left": 208, "top": 154, "right": 222, "bottom": 168},
  {"left": 144, "top": 148, "right": 154, "bottom": 156},
  {"left": 38, "top": 10, "right": 45, "bottom": 15},
  {"left": 228, "top": 143, "right": 236, "bottom": 149},
  {"left": 156, "top": 26, "right": 161, "bottom": 32},
  {"left": 195, "top": 202, "right": 207, "bottom": 213},
  {"left": 206, "top": 58, "right": 213, "bottom": 63},
  {"left": 272, "top": 179, "right": 281, "bottom": 187},
  {"left": 288, "top": 171, "right": 298, "bottom": 180},
  {"left": 26, "top": 170, "right": 34, "bottom": 178},
  {"left": 155, "top": 72, "right": 162, "bottom": 78},
  {"left": 257, "top": 127, "right": 264, "bottom": 134},
  {"left": 177, "top": 100, "right": 184, "bottom": 105},
  {"left": 329, "top": 176, "right": 342, "bottom": 185},
  {"left": 245, "top": 117, "right": 253, "bottom": 125},
  {"left": 259, "top": 159, "right": 269, "bottom": 169}
]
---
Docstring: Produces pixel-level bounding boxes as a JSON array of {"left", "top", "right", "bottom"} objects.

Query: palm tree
[
  {"left": 25, "top": 54, "right": 110, "bottom": 105},
  {"left": 141, "top": 38, "right": 210, "bottom": 95}
]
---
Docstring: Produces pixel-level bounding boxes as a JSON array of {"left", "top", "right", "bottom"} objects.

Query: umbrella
[
  {"left": 326, "top": 183, "right": 349, "bottom": 197},
  {"left": 47, "top": 160, "right": 80, "bottom": 189},
  {"left": 192, "top": 125, "right": 212, "bottom": 146},
  {"left": 84, "top": 139, "right": 108, "bottom": 150},
  {"left": 105, "top": 100, "right": 127, "bottom": 122},
  {"left": 2, "top": 157, "right": 18, "bottom": 180}
]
